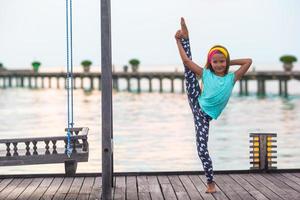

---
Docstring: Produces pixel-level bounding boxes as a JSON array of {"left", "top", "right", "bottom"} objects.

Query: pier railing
[
  {"left": 0, "top": 127, "right": 89, "bottom": 175},
  {"left": 1, "top": 71, "right": 300, "bottom": 96}
]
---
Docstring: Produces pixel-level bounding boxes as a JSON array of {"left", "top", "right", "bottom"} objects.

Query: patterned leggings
[{"left": 181, "top": 38, "right": 214, "bottom": 184}]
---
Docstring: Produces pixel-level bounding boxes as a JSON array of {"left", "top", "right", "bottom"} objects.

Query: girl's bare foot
[
  {"left": 180, "top": 17, "right": 189, "bottom": 39},
  {"left": 205, "top": 181, "right": 216, "bottom": 193}
]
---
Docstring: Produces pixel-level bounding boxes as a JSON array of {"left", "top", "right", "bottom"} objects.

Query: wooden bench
[{"left": 0, "top": 127, "right": 89, "bottom": 176}]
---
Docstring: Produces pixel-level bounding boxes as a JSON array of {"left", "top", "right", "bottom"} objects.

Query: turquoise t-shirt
[{"left": 198, "top": 68, "right": 236, "bottom": 119}]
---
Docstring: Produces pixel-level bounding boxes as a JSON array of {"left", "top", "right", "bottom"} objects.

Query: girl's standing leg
[
  {"left": 194, "top": 109, "right": 214, "bottom": 183},
  {"left": 181, "top": 37, "right": 214, "bottom": 184}
]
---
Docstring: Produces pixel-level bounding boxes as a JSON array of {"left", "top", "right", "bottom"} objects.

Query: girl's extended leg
[
  {"left": 194, "top": 108, "right": 214, "bottom": 183},
  {"left": 181, "top": 38, "right": 201, "bottom": 111}
]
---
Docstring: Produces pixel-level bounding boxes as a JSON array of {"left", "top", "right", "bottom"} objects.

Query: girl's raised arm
[{"left": 230, "top": 59, "right": 252, "bottom": 82}]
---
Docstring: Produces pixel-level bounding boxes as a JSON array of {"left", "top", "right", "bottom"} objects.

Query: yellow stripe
[{"left": 209, "top": 47, "right": 228, "bottom": 58}]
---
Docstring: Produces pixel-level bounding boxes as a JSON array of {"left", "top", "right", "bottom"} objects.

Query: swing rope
[{"left": 66, "top": 0, "right": 74, "bottom": 157}]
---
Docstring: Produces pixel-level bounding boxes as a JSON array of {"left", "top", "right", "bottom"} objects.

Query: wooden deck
[{"left": 1, "top": 171, "right": 300, "bottom": 200}]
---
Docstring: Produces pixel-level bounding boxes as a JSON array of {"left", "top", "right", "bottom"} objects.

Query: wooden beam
[{"left": 101, "top": 0, "right": 113, "bottom": 199}]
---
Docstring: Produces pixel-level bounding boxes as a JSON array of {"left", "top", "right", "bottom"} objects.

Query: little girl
[{"left": 175, "top": 17, "right": 252, "bottom": 193}]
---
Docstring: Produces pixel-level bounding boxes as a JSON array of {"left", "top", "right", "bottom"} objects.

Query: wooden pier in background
[
  {"left": 0, "top": 170, "right": 300, "bottom": 200},
  {"left": 0, "top": 71, "right": 300, "bottom": 96}
]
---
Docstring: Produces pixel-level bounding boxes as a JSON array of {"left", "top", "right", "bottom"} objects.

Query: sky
[{"left": 0, "top": 0, "right": 299, "bottom": 70}]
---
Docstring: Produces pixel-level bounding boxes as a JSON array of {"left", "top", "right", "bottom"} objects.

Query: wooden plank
[
  {"left": 240, "top": 174, "right": 282, "bottom": 200},
  {"left": 6, "top": 178, "right": 33, "bottom": 200},
  {"left": 41, "top": 177, "right": 64, "bottom": 199},
  {"left": 77, "top": 177, "right": 95, "bottom": 200},
  {"left": 89, "top": 177, "right": 102, "bottom": 200},
  {"left": 221, "top": 174, "right": 256, "bottom": 200},
  {"left": 17, "top": 178, "right": 43, "bottom": 200},
  {"left": 273, "top": 173, "right": 300, "bottom": 193},
  {"left": 52, "top": 177, "right": 73, "bottom": 200},
  {"left": 293, "top": 173, "right": 300, "bottom": 179},
  {"left": 137, "top": 175, "right": 151, "bottom": 200},
  {"left": 229, "top": 174, "right": 268, "bottom": 200},
  {"left": 213, "top": 174, "right": 242, "bottom": 200},
  {"left": 157, "top": 175, "right": 177, "bottom": 200},
  {"left": 126, "top": 176, "right": 138, "bottom": 200},
  {"left": 168, "top": 175, "right": 190, "bottom": 200},
  {"left": 0, "top": 178, "right": 13, "bottom": 192},
  {"left": 262, "top": 173, "right": 300, "bottom": 200},
  {"left": 0, "top": 152, "right": 88, "bottom": 166},
  {"left": 178, "top": 175, "right": 203, "bottom": 200},
  {"left": 147, "top": 175, "right": 164, "bottom": 200},
  {"left": 64, "top": 177, "right": 85, "bottom": 200},
  {"left": 189, "top": 175, "right": 217, "bottom": 200},
  {"left": 113, "top": 176, "right": 126, "bottom": 200},
  {"left": 0, "top": 178, "right": 23, "bottom": 199},
  {"left": 28, "top": 177, "right": 54, "bottom": 200},
  {"left": 252, "top": 173, "right": 292, "bottom": 199},
  {"left": 281, "top": 173, "right": 300, "bottom": 186}
]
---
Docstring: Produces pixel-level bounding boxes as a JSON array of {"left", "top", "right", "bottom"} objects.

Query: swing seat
[{"left": 0, "top": 127, "right": 89, "bottom": 176}]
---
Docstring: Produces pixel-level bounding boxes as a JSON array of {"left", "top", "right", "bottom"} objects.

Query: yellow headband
[{"left": 208, "top": 47, "right": 228, "bottom": 60}]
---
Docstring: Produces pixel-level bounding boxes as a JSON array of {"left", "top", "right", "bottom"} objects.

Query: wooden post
[
  {"left": 8, "top": 76, "right": 12, "bottom": 87},
  {"left": 257, "top": 79, "right": 263, "bottom": 96},
  {"left": 279, "top": 80, "right": 282, "bottom": 96},
  {"left": 21, "top": 77, "right": 24, "bottom": 87},
  {"left": 41, "top": 77, "right": 45, "bottom": 88},
  {"left": 284, "top": 80, "right": 288, "bottom": 97},
  {"left": 262, "top": 80, "right": 266, "bottom": 96},
  {"left": 64, "top": 77, "right": 67, "bottom": 90},
  {"left": 112, "top": 78, "right": 118, "bottom": 91},
  {"left": 81, "top": 77, "right": 84, "bottom": 89},
  {"left": 90, "top": 77, "right": 94, "bottom": 90},
  {"left": 101, "top": 0, "right": 113, "bottom": 199},
  {"left": 34, "top": 77, "right": 38, "bottom": 88},
  {"left": 170, "top": 78, "right": 174, "bottom": 93},
  {"left": 98, "top": 76, "right": 102, "bottom": 90},
  {"left": 48, "top": 77, "right": 52, "bottom": 88},
  {"left": 245, "top": 80, "right": 248, "bottom": 96},
  {"left": 181, "top": 78, "right": 185, "bottom": 93},
  {"left": 28, "top": 77, "right": 32, "bottom": 88},
  {"left": 149, "top": 78, "right": 152, "bottom": 92},
  {"left": 16, "top": 77, "right": 19, "bottom": 87},
  {"left": 56, "top": 77, "right": 60, "bottom": 89},
  {"left": 126, "top": 78, "right": 131, "bottom": 92},
  {"left": 239, "top": 80, "right": 243, "bottom": 95},
  {"left": 137, "top": 78, "right": 141, "bottom": 93},
  {"left": 159, "top": 78, "right": 163, "bottom": 93}
]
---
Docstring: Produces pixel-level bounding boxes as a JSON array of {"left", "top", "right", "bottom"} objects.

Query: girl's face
[{"left": 210, "top": 53, "right": 227, "bottom": 76}]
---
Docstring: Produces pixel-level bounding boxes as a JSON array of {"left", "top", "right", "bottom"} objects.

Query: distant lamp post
[{"left": 249, "top": 133, "right": 277, "bottom": 170}]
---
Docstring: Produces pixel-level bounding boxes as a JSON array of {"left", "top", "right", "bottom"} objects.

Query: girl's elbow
[
  {"left": 183, "top": 59, "right": 190, "bottom": 65},
  {"left": 248, "top": 58, "right": 252, "bottom": 65}
]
